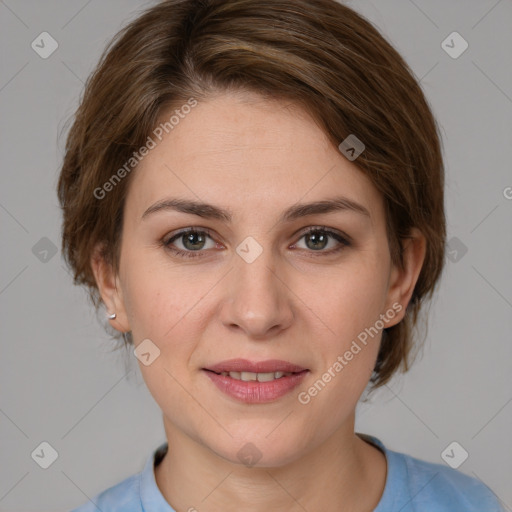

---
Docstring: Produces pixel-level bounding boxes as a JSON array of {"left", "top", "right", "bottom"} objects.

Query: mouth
[
  {"left": 202, "top": 359, "right": 309, "bottom": 403},
  {"left": 204, "top": 358, "right": 308, "bottom": 374},
  {"left": 205, "top": 369, "right": 300, "bottom": 382}
]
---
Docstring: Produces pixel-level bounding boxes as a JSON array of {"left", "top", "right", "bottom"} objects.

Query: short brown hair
[{"left": 57, "top": 0, "right": 446, "bottom": 391}]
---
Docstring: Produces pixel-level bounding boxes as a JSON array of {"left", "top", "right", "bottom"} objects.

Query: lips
[{"left": 203, "top": 359, "right": 309, "bottom": 403}]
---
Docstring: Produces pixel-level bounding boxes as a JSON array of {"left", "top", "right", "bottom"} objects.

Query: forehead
[{"left": 124, "top": 91, "right": 383, "bottom": 226}]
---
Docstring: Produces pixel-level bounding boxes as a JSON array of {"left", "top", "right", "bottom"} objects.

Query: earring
[{"left": 107, "top": 312, "right": 117, "bottom": 320}]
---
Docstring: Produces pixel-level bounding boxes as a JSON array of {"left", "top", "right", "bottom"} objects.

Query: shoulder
[
  {"left": 69, "top": 442, "right": 171, "bottom": 512},
  {"left": 69, "top": 472, "right": 142, "bottom": 512},
  {"left": 394, "top": 449, "right": 505, "bottom": 511},
  {"left": 360, "top": 434, "right": 505, "bottom": 512}
]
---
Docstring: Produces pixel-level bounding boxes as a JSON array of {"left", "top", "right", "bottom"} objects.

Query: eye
[
  {"left": 292, "top": 226, "right": 351, "bottom": 257},
  {"left": 162, "top": 226, "right": 351, "bottom": 260},
  {"left": 163, "top": 228, "right": 218, "bottom": 259}
]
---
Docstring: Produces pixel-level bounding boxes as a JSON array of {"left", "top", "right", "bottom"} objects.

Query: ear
[
  {"left": 90, "top": 243, "right": 131, "bottom": 333},
  {"left": 383, "top": 227, "right": 426, "bottom": 328}
]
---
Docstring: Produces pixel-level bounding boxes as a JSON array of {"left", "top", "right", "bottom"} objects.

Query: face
[{"left": 94, "top": 90, "right": 423, "bottom": 467}]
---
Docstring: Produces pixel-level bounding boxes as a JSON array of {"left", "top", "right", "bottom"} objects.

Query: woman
[{"left": 58, "top": 0, "right": 504, "bottom": 510}]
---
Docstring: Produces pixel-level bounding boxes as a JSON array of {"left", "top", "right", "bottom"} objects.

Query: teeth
[
  {"left": 256, "top": 372, "right": 276, "bottom": 382},
  {"left": 220, "top": 371, "right": 293, "bottom": 381}
]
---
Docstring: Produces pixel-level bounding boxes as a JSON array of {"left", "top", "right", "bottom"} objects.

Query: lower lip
[{"left": 203, "top": 370, "right": 308, "bottom": 403}]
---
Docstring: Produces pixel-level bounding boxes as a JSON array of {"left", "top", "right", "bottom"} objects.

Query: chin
[{"left": 207, "top": 432, "right": 309, "bottom": 469}]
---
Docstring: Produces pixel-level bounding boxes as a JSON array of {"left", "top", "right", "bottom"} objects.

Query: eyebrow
[{"left": 141, "top": 195, "right": 371, "bottom": 223}]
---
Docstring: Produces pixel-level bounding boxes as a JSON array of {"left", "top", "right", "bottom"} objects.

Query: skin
[{"left": 91, "top": 90, "right": 426, "bottom": 512}]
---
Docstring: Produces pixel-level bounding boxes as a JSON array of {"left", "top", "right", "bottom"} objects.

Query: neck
[{"left": 154, "top": 421, "right": 387, "bottom": 512}]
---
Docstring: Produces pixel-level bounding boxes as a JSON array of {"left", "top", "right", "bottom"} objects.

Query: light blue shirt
[{"left": 70, "top": 434, "right": 505, "bottom": 511}]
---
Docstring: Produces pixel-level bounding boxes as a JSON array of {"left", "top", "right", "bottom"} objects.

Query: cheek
[
  {"left": 121, "top": 259, "right": 208, "bottom": 395},
  {"left": 126, "top": 276, "right": 205, "bottom": 423},
  {"left": 138, "top": 355, "right": 207, "bottom": 445},
  {"left": 320, "top": 265, "right": 388, "bottom": 343},
  {"left": 120, "top": 249, "right": 194, "bottom": 339},
  {"left": 309, "top": 261, "right": 388, "bottom": 397}
]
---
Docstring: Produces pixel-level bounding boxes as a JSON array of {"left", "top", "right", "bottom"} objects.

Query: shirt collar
[
  {"left": 140, "top": 442, "right": 176, "bottom": 511},
  {"left": 358, "top": 433, "right": 407, "bottom": 511}
]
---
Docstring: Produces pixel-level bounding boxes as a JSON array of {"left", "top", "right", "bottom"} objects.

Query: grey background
[{"left": 1, "top": 0, "right": 511, "bottom": 510}]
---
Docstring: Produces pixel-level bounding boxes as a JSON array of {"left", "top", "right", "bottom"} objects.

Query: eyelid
[
  {"left": 163, "top": 226, "right": 219, "bottom": 249},
  {"left": 164, "top": 226, "right": 217, "bottom": 242},
  {"left": 165, "top": 225, "right": 351, "bottom": 243},
  {"left": 293, "top": 225, "right": 352, "bottom": 244}
]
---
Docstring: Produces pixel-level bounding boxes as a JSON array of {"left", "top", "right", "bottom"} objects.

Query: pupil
[
  {"left": 307, "top": 231, "right": 327, "bottom": 250},
  {"left": 184, "top": 232, "right": 204, "bottom": 250}
]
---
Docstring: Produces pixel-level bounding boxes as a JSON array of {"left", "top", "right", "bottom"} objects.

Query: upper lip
[{"left": 204, "top": 359, "right": 308, "bottom": 373}]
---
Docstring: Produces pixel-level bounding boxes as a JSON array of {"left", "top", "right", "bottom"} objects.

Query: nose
[{"left": 218, "top": 244, "right": 294, "bottom": 340}]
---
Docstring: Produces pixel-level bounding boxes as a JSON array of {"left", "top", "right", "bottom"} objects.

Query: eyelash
[{"left": 161, "top": 226, "right": 351, "bottom": 260}]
